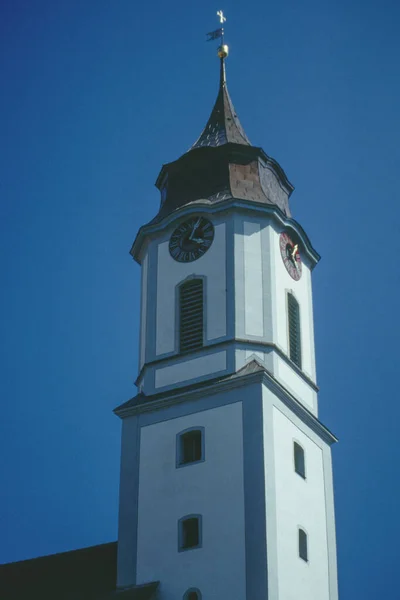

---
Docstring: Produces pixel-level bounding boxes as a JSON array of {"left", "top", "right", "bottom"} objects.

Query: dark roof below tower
[
  {"left": 112, "top": 582, "right": 159, "bottom": 599},
  {"left": 190, "top": 59, "right": 250, "bottom": 149},
  {"left": 0, "top": 542, "right": 159, "bottom": 600}
]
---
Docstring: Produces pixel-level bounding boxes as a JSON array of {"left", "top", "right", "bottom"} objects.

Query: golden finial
[{"left": 217, "top": 44, "right": 229, "bottom": 58}]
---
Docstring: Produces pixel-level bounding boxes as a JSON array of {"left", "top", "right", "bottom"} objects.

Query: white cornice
[
  {"left": 130, "top": 199, "right": 320, "bottom": 267},
  {"left": 114, "top": 364, "right": 336, "bottom": 446}
]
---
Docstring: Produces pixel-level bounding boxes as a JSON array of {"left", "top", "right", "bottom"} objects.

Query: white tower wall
[
  {"left": 136, "top": 206, "right": 319, "bottom": 417},
  {"left": 116, "top": 374, "right": 338, "bottom": 599},
  {"left": 135, "top": 401, "right": 246, "bottom": 599},
  {"left": 262, "top": 387, "right": 338, "bottom": 600}
]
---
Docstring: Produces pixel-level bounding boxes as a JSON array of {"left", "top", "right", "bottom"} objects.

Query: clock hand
[
  {"left": 291, "top": 244, "right": 299, "bottom": 262},
  {"left": 189, "top": 218, "right": 201, "bottom": 241}
]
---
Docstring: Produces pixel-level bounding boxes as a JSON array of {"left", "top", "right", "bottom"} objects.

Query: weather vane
[{"left": 206, "top": 10, "right": 229, "bottom": 59}]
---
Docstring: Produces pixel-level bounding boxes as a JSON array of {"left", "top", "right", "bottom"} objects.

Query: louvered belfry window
[
  {"left": 288, "top": 293, "right": 302, "bottom": 368},
  {"left": 179, "top": 279, "right": 204, "bottom": 353}
]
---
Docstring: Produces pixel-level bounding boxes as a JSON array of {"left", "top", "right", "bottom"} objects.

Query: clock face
[
  {"left": 169, "top": 216, "right": 214, "bottom": 262},
  {"left": 280, "top": 232, "right": 302, "bottom": 281}
]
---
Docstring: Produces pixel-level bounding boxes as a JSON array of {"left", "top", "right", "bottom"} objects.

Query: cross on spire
[{"left": 217, "top": 10, "right": 226, "bottom": 24}]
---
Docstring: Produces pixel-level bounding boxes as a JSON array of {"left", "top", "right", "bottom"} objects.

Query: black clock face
[
  {"left": 280, "top": 232, "right": 302, "bottom": 280},
  {"left": 169, "top": 216, "right": 214, "bottom": 262}
]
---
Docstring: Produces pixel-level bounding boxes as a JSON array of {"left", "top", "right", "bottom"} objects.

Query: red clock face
[{"left": 280, "top": 232, "right": 302, "bottom": 281}]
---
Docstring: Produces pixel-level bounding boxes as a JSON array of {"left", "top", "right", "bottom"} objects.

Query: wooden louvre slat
[{"left": 180, "top": 279, "right": 204, "bottom": 353}]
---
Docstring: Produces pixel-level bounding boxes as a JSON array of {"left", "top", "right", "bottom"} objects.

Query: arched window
[
  {"left": 178, "top": 515, "right": 202, "bottom": 551},
  {"left": 183, "top": 589, "right": 201, "bottom": 600},
  {"left": 179, "top": 279, "right": 204, "bottom": 353},
  {"left": 294, "top": 441, "right": 306, "bottom": 479},
  {"left": 299, "top": 528, "right": 308, "bottom": 562},
  {"left": 288, "top": 292, "right": 301, "bottom": 368},
  {"left": 177, "top": 427, "right": 204, "bottom": 467}
]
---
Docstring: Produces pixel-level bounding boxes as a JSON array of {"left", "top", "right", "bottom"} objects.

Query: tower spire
[
  {"left": 191, "top": 13, "right": 250, "bottom": 150},
  {"left": 150, "top": 11, "right": 294, "bottom": 225},
  {"left": 219, "top": 55, "right": 226, "bottom": 87}
]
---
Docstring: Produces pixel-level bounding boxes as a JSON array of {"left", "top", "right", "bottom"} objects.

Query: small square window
[
  {"left": 181, "top": 430, "right": 201, "bottom": 463},
  {"left": 177, "top": 428, "right": 204, "bottom": 467},
  {"left": 299, "top": 528, "right": 308, "bottom": 562},
  {"left": 294, "top": 442, "right": 306, "bottom": 479},
  {"left": 179, "top": 515, "right": 202, "bottom": 551},
  {"left": 182, "top": 518, "right": 199, "bottom": 548}
]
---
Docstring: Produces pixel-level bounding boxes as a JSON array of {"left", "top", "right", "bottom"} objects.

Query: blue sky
[{"left": 1, "top": 0, "right": 399, "bottom": 596}]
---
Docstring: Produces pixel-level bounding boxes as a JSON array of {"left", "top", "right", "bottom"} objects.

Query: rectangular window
[
  {"left": 183, "top": 518, "right": 199, "bottom": 548},
  {"left": 179, "top": 279, "right": 204, "bottom": 353},
  {"left": 179, "top": 515, "right": 202, "bottom": 551},
  {"left": 294, "top": 442, "right": 306, "bottom": 479},
  {"left": 176, "top": 428, "right": 204, "bottom": 468},
  {"left": 299, "top": 528, "right": 308, "bottom": 561},
  {"left": 180, "top": 430, "right": 202, "bottom": 464}
]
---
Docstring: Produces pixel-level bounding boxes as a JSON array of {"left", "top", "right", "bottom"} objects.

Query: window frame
[
  {"left": 298, "top": 527, "right": 309, "bottom": 562},
  {"left": 287, "top": 291, "right": 302, "bottom": 369},
  {"left": 176, "top": 276, "right": 206, "bottom": 355},
  {"left": 178, "top": 514, "right": 203, "bottom": 552},
  {"left": 176, "top": 427, "right": 205, "bottom": 469},
  {"left": 293, "top": 440, "right": 306, "bottom": 480}
]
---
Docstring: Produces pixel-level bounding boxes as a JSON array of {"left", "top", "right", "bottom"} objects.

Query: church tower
[{"left": 115, "top": 36, "right": 339, "bottom": 600}]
